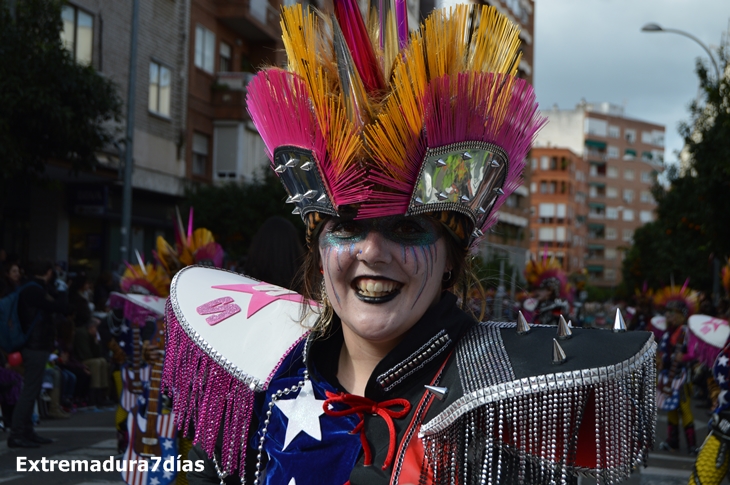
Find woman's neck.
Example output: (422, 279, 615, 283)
(337, 329, 401, 397)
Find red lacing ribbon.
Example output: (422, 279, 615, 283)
(324, 391, 411, 470)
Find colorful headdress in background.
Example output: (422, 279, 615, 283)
(246, 0, 545, 247)
(525, 254, 570, 300)
(155, 207, 224, 275)
(653, 279, 699, 317)
(120, 251, 171, 297)
(722, 260, 730, 297)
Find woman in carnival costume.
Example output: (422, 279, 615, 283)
(654, 282, 700, 455)
(161, 2, 656, 484)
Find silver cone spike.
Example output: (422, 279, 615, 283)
(613, 309, 627, 332)
(437, 192, 449, 201)
(292, 207, 301, 215)
(285, 157, 299, 168)
(490, 160, 500, 168)
(471, 228, 484, 238)
(285, 195, 294, 204)
(290, 194, 304, 203)
(557, 315, 572, 339)
(552, 339, 567, 364)
(424, 385, 449, 401)
(274, 164, 287, 174)
(303, 189, 318, 199)
(316, 193, 327, 203)
(414, 197, 424, 205)
(516, 311, 530, 335)
(462, 151, 473, 160)
(300, 161, 314, 171)
(567, 319, 574, 328)
(477, 206, 487, 214)
(434, 158, 447, 167)
(495, 187, 505, 195)
(460, 195, 471, 204)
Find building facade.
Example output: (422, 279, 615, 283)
(535, 102, 664, 287)
(528, 147, 588, 273)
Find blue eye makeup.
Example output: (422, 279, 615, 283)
(320, 216, 441, 248)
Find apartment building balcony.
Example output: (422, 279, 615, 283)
(212, 72, 255, 120)
(215, 0, 280, 42)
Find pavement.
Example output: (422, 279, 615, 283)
(0, 399, 714, 484)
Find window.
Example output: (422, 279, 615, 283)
(604, 269, 616, 281)
(556, 204, 567, 218)
(606, 187, 618, 198)
(605, 248, 617, 260)
(556, 227, 566, 242)
(624, 169, 635, 180)
(538, 227, 554, 242)
(640, 210, 653, 223)
(641, 131, 653, 144)
(193, 133, 210, 176)
(622, 209, 634, 221)
(623, 229, 634, 242)
(607, 146, 619, 159)
(623, 189, 634, 203)
(625, 129, 636, 143)
(549, 157, 558, 170)
(641, 171, 653, 183)
(149, 62, 171, 117)
(652, 131, 665, 146)
(539, 203, 556, 217)
(640, 191, 654, 203)
(531, 158, 538, 170)
(540, 181, 547, 194)
(608, 125, 620, 138)
(540, 156, 549, 170)
(576, 170, 585, 182)
(607, 167, 618, 178)
(606, 227, 617, 240)
(589, 186, 598, 198)
(195, 25, 216, 73)
(220, 42, 232, 72)
(61, 5, 93, 64)
(584, 118, 608, 137)
(530, 182, 537, 194)
(606, 207, 618, 220)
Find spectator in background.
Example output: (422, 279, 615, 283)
(69, 273, 94, 328)
(0, 261, 23, 298)
(73, 319, 110, 407)
(94, 271, 115, 312)
(244, 216, 305, 291)
(8, 261, 70, 448)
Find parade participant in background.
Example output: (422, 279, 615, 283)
(524, 255, 571, 326)
(655, 281, 700, 454)
(161, 3, 656, 484)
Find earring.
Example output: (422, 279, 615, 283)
(442, 271, 452, 283)
(320, 267, 324, 275)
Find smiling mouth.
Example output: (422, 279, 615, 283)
(353, 277, 402, 303)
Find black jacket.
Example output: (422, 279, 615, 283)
(17, 277, 70, 352)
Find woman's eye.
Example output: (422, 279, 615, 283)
(331, 221, 362, 237)
(393, 221, 425, 235)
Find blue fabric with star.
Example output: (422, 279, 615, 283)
(257, 341, 362, 485)
(713, 344, 730, 414)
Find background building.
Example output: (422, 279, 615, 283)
(535, 101, 664, 287)
(528, 147, 587, 273)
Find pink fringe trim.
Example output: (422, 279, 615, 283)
(162, 300, 254, 473)
(686, 330, 723, 369)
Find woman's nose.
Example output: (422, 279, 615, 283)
(356, 230, 392, 266)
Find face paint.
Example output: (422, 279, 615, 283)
(318, 215, 451, 348)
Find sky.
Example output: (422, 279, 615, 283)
(533, 0, 729, 166)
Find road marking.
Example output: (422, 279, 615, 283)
(0, 477, 22, 484)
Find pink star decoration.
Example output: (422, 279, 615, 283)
(212, 283, 306, 318)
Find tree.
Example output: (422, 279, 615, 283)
(0, 0, 122, 185)
(623, 46, 730, 294)
(184, 170, 305, 263)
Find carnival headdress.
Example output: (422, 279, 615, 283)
(653, 279, 699, 317)
(155, 207, 224, 275)
(246, 0, 545, 247)
(120, 251, 171, 297)
(722, 260, 730, 297)
(525, 254, 570, 300)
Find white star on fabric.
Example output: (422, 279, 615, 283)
(720, 390, 728, 406)
(719, 374, 727, 385)
(119, 341, 126, 348)
(150, 478, 160, 485)
(163, 470, 172, 479)
(162, 438, 173, 450)
(719, 355, 729, 367)
(275, 380, 326, 450)
(121, 323, 129, 333)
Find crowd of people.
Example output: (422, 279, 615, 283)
(0, 251, 120, 448)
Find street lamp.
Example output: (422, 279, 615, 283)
(641, 23, 721, 81)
